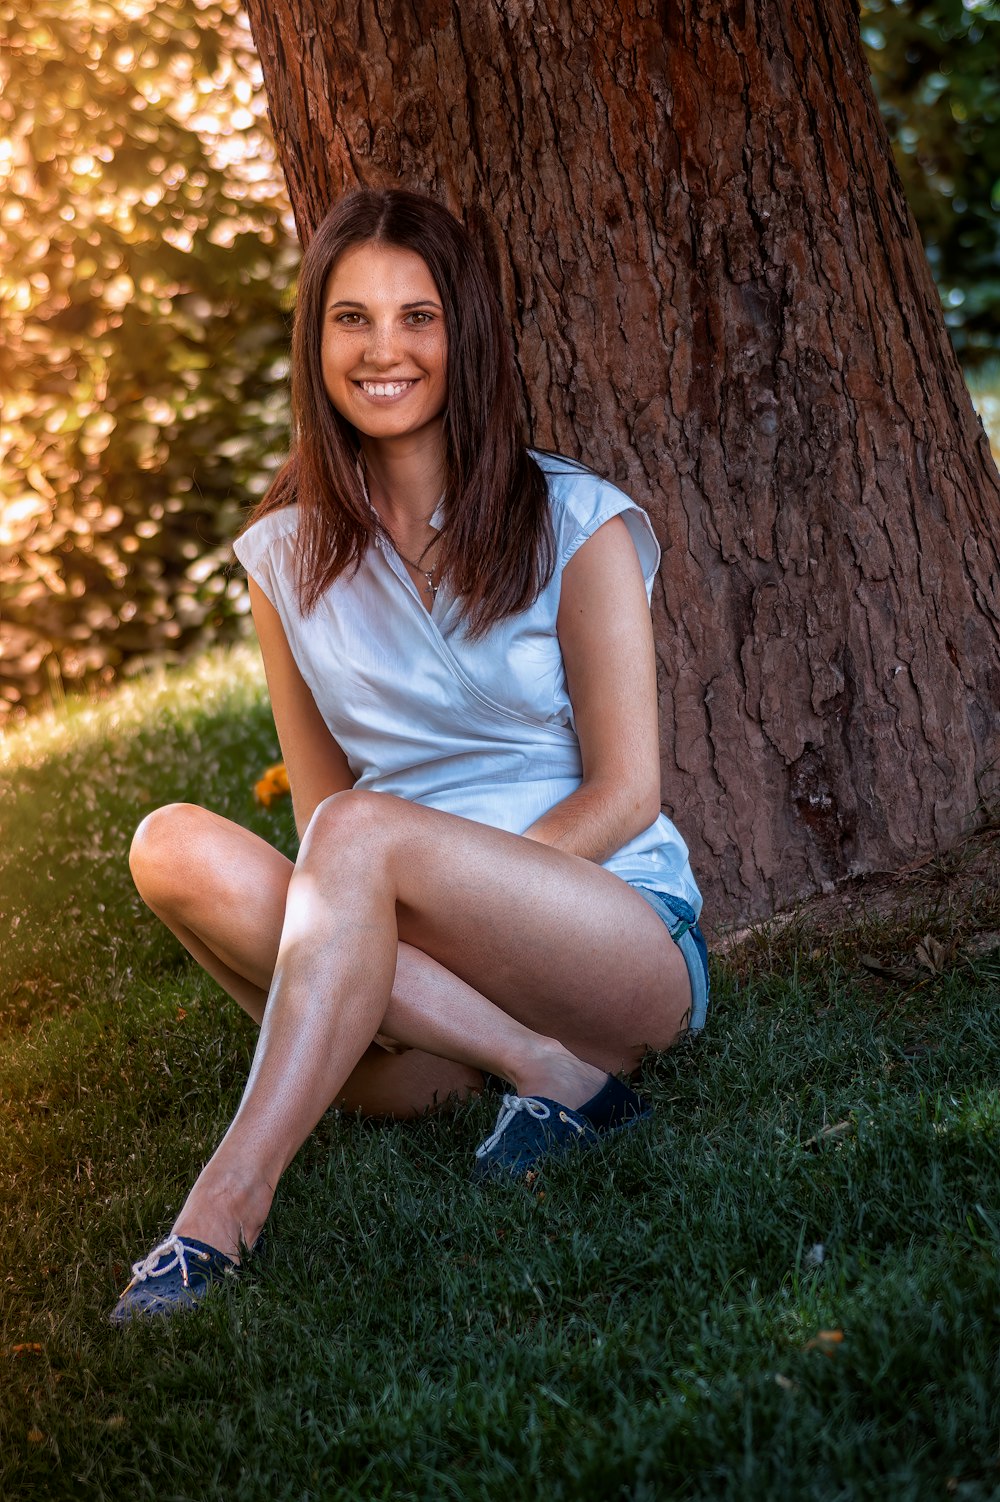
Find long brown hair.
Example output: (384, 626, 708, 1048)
(245, 189, 554, 638)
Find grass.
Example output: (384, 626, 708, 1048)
(1, 645, 999, 1501)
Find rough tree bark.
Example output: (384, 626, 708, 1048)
(241, 0, 1000, 928)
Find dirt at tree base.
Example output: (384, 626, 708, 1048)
(714, 822, 1000, 985)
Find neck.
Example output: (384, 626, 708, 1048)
(358, 427, 446, 533)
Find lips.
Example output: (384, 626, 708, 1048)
(355, 379, 418, 398)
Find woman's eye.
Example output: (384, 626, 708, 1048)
(336, 313, 364, 325)
(407, 311, 432, 325)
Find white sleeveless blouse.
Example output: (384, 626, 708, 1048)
(233, 452, 702, 915)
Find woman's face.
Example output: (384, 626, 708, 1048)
(321, 241, 448, 444)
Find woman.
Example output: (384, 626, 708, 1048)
(111, 188, 708, 1324)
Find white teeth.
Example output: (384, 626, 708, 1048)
(361, 380, 413, 397)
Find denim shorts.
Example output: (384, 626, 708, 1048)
(627, 884, 710, 1034)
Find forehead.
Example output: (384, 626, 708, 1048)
(324, 242, 441, 305)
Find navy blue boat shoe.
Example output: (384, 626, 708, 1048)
(573, 1073, 653, 1134)
(109, 1234, 235, 1325)
(473, 1074, 652, 1183)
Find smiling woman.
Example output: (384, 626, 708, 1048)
(251, 189, 557, 638)
(111, 188, 710, 1326)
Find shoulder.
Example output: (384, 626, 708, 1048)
(528, 450, 660, 597)
(232, 503, 300, 570)
(231, 504, 301, 612)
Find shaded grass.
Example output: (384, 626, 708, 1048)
(1, 646, 999, 1501)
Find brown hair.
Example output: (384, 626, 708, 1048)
(245, 188, 554, 638)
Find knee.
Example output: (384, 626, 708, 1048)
(300, 789, 401, 862)
(129, 802, 209, 907)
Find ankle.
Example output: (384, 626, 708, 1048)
(172, 1168, 273, 1261)
(510, 1039, 606, 1106)
(504, 1035, 568, 1088)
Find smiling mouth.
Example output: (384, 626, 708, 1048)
(355, 379, 418, 398)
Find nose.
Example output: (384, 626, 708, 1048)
(364, 318, 404, 369)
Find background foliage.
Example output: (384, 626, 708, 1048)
(1, 0, 998, 720)
(0, 0, 295, 719)
(862, 0, 1000, 361)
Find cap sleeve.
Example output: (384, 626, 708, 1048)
(231, 506, 300, 612)
(542, 461, 661, 604)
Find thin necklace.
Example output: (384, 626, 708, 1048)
(390, 535, 441, 602)
(357, 458, 443, 602)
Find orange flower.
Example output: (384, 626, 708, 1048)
(254, 762, 290, 807)
(805, 1329, 844, 1355)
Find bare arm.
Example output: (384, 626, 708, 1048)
(521, 514, 662, 863)
(249, 577, 355, 839)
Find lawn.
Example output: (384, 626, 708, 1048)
(1, 644, 999, 1502)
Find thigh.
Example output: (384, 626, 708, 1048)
(311, 794, 693, 1068)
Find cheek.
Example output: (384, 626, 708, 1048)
(320, 352, 351, 414)
(320, 345, 347, 397)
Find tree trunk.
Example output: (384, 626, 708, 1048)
(242, 0, 1000, 928)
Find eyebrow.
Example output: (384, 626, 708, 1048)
(327, 299, 443, 311)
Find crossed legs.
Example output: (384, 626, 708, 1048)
(129, 790, 691, 1259)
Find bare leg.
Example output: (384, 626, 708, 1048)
(130, 804, 609, 1121)
(141, 792, 690, 1258)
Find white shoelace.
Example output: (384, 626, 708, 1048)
(475, 1093, 552, 1158)
(128, 1234, 205, 1288)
